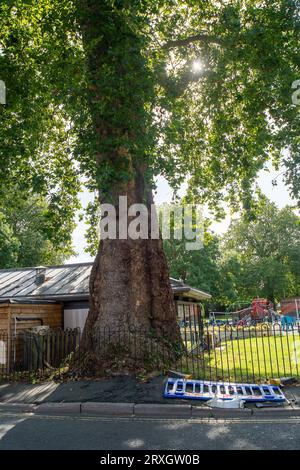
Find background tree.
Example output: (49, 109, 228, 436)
(0, 1, 300, 372)
(0, 214, 19, 269)
(164, 230, 222, 300)
(165, 198, 300, 309)
(222, 198, 300, 304)
(0, 188, 76, 268)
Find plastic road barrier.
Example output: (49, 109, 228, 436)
(164, 378, 287, 403)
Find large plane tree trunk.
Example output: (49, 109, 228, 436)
(76, 1, 181, 374)
(82, 181, 181, 374)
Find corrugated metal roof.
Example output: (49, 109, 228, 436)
(0, 263, 211, 302)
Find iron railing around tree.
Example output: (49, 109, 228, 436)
(0, 319, 299, 383)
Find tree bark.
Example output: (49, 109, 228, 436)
(79, 171, 181, 374)
(76, 1, 181, 373)
(85, 185, 179, 336)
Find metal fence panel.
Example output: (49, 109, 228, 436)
(0, 321, 299, 383)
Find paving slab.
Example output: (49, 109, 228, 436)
(0, 402, 36, 414)
(35, 402, 81, 415)
(81, 402, 134, 416)
(134, 403, 192, 418)
(0, 382, 60, 404)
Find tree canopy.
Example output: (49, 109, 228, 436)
(0, 0, 299, 233)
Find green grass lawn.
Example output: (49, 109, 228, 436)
(181, 333, 300, 383)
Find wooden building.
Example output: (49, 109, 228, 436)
(0, 300, 62, 370)
(0, 301, 62, 336)
(0, 263, 211, 332)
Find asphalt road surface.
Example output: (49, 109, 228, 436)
(0, 412, 300, 450)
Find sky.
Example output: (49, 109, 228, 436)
(67, 163, 294, 264)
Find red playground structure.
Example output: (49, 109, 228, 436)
(233, 299, 275, 326)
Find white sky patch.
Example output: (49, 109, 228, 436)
(0, 80, 6, 105)
(192, 60, 204, 73)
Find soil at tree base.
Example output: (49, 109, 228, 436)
(0, 375, 182, 405)
(49, 375, 174, 404)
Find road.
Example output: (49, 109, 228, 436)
(0, 412, 300, 450)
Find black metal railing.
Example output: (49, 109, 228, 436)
(0, 320, 300, 383)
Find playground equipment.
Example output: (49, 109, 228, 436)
(208, 313, 228, 326)
(209, 299, 273, 326)
(281, 315, 297, 330)
(233, 299, 277, 326)
(209, 300, 251, 325)
(233, 298, 299, 328)
(209, 297, 300, 328)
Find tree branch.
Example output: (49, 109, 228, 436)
(157, 68, 212, 99)
(163, 33, 226, 49)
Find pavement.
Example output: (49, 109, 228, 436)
(0, 376, 167, 404)
(1, 412, 300, 450)
(1, 376, 299, 406)
(0, 378, 299, 421)
(0, 378, 300, 450)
